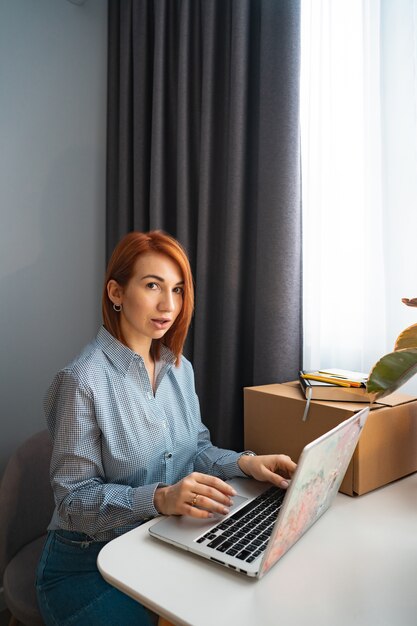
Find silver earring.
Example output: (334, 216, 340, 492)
(113, 303, 122, 312)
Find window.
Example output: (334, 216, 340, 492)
(300, 0, 417, 394)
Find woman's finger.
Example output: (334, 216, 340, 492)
(188, 483, 234, 507)
(188, 492, 231, 515)
(190, 472, 237, 497)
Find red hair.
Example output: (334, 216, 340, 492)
(102, 231, 194, 364)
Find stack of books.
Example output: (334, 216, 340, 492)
(299, 369, 371, 403)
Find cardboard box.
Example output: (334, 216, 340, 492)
(244, 382, 417, 496)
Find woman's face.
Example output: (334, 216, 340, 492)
(108, 252, 184, 354)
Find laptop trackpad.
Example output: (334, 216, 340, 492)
(225, 494, 248, 511)
(201, 494, 248, 518)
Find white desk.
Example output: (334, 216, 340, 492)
(98, 474, 417, 626)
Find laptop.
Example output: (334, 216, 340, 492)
(149, 407, 369, 579)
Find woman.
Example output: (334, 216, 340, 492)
(36, 230, 296, 626)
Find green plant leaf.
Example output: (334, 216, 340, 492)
(394, 323, 417, 350)
(367, 347, 417, 399)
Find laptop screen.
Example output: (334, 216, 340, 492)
(260, 408, 368, 577)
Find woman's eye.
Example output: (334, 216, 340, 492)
(173, 286, 184, 295)
(146, 282, 159, 290)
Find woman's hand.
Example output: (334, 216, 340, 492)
(153, 472, 237, 519)
(237, 454, 297, 489)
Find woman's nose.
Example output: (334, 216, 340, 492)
(158, 291, 174, 311)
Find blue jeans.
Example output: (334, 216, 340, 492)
(36, 530, 155, 626)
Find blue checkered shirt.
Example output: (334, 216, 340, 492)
(45, 326, 247, 541)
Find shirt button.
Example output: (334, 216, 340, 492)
(165, 452, 173, 459)
(147, 392, 153, 399)
(162, 420, 167, 428)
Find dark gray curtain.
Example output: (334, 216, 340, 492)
(107, 0, 302, 450)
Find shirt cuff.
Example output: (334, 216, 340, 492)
(132, 482, 165, 519)
(217, 451, 249, 480)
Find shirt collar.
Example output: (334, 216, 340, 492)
(96, 326, 176, 375)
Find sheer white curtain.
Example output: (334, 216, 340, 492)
(300, 0, 417, 393)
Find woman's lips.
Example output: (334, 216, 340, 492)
(151, 318, 171, 330)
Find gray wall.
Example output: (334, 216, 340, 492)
(0, 0, 108, 476)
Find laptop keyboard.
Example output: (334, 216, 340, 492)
(195, 486, 285, 563)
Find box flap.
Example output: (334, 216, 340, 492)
(373, 390, 417, 406)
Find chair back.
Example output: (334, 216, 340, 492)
(0, 430, 54, 579)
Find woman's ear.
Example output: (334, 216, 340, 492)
(107, 280, 123, 306)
